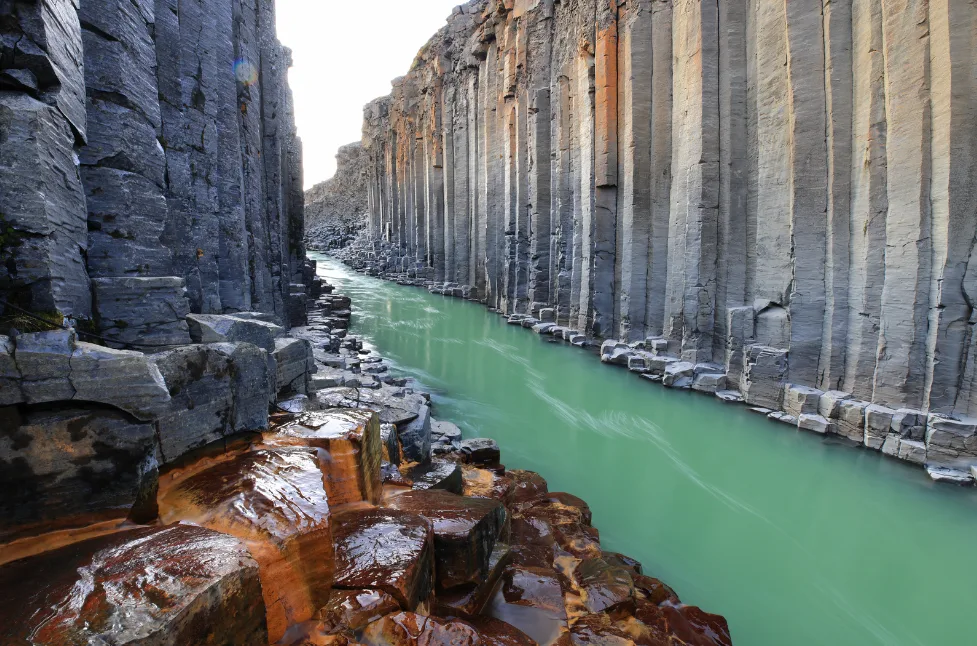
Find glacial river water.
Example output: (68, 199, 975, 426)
(313, 254, 977, 646)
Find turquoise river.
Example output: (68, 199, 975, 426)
(313, 254, 977, 646)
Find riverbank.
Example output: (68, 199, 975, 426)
(329, 237, 977, 487)
(0, 257, 731, 645)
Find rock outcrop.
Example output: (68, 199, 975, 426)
(305, 142, 371, 250)
(355, 0, 977, 420)
(0, 0, 306, 342)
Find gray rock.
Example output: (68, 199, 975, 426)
(91, 277, 192, 349)
(741, 346, 788, 409)
(0, 336, 21, 405)
(381, 423, 401, 465)
(798, 414, 831, 435)
(926, 466, 975, 486)
(818, 391, 853, 419)
(891, 408, 927, 441)
(716, 390, 744, 403)
(768, 411, 798, 426)
(187, 314, 285, 352)
(211, 342, 273, 432)
(836, 400, 870, 443)
(398, 403, 432, 463)
(663, 362, 695, 389)
(0, 407, 158, 542)
(784, 385, 824, 418)
(432, 420, 462, 443)
(864, 405, 897, 450)
(274, 337, 315, 395)
(925, 417, 977, 470)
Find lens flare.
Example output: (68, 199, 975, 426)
(233, 58, 258, 86)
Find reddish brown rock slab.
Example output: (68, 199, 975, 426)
(634, 603, 733, 646)
(316, 589, 402, 634)
(506, 470, 549, 506)
(265, 408, 383, 505)
(601, 552, 643, 576)
(158, 447, 334, 642)
(633, 575, 680, 606)
(515, 493, 593, 526)
(386, 489, 506, 590)
(435, 543, 512, 616)
(399, 458, 464, 494)
(570, 558, 636, 615)
(511, 497, 601, 563)
(361, 612, 535, 646)
(332, 507, 436, 610)
(0, 525, 267, 645)
(487, 566, 569, 646)
(463, 465, 515, 502)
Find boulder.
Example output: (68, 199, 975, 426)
(797, 414, 832, 435)
(265, 409, 383, 506)
(211, 342, 274, 432)
(400, 459, 464, 494)
(0, 407, 157, 543)
(926, 466, 975, 485)
(437, 543, 512, 616)
(891, 409, 928, 441)
(488, 565, 569, 645)
(836, 400, 870, 443)
(361, 612, 531, 646)
(571, 557, 636, 614)
(158, 448, 334, 641)
(460, 437, 502, 466)
(386, 489, 506, 590)
(0, 336, 21, 405)
(462, 465, 515, 502)
(510, 493, 600, 564)
(600, 340, 633, 366)
(316, 589, 401, 635)
(332, 508, 435, 610)
(925, 418, 977, 469)
(0, 525, 267, 645)
(506, 470, 549, 505)
(663, 361, 696, 388)
(784, 385, 824, 418)
(741, 345, 788, 408)
(818, 391, 854, 419)
(187, 313, 286, 351)
(275, 337, 315, 395)
(864, 405, 897, 450)
(317, 385, 427, 426)
(399, 403, 432, 462)
(382, 423, 402, 464)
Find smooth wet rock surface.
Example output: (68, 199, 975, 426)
(0, 525, 267, 645)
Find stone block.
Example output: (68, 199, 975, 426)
(818, 391, 853, 419)
(0, 336, 22, 406)
(386, 489, 506, 590)
(891, 409, 927, 441)
(836, 400, 870, 442)
(401, 459, 464, 495)
(398, 403, 432, 462)
(460, 437, 501, 466)
(864, 405, 897, 450)
(663, 362, 695, 389)
(784, 385, 824, 418)
(926, 418, 977, 470)
(0, 407, 157, 543)
(187, 314, 286, 352)
(91, 277, 192, 348)
(741, 346, 788, 409)
(274, 337, 314, 395)
(0, 526, 267, 645)
(798, 414, 831, 435)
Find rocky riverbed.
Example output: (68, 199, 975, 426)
(328, 236, 977, 489)
(0, 259, 732, 646)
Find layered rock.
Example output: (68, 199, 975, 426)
(306, 142, 371, 250)
(349, 0, 977, 479)
(0, 0, 305, 340)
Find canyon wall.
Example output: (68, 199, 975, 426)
(361, 0, 977, 418)
(305, 142, 370, 250)
(0, 0, 306, 344)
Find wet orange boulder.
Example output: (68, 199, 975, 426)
(400, 458, 464, 494)
(265, 409, 383, 505)
(361, 612, 534, 646)
(0, 525, 267, 645)
(317, 589, 402, 633)
(158, 447, 334, 641)
(436, 543, 511, 616)
(511, 493, 601, 562)
(463, 464, 515, 502)
(634, 603, 733, 646)
(386, 489, 506, 590)
(570, 558, 636, 615)
(486, 565, 569, 645)
(332, 507, 436, 610)
(506, 470, 549, 505)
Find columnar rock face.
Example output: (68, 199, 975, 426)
(360, 0, 977, 418)
(306, 142, 371, 250)
(0, 0, 305, 343)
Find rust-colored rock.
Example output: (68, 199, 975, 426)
(400, 458, 464, 494)
(634, 603, 733, 646)
(436, 543, 511, 616)
(487, 565, 569, 645)
(317, 589, 402, 634)
(386, 489, 506, 590)
(0, 525, 267, 645)
(570, 558, 636, 615)
(633, 575, 680, 606)
(361, 612, 534, 646)
(332, 507, 436, 610)
(158, 447, 334, 642)
(511, 493, 601, 563)
(265, 408, 383, 505)
(463, 464, 515, 502)
(506, 470, 549, 506)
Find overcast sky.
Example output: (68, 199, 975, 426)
(276, 1, 463, 189)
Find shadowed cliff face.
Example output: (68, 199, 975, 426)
(357, 0, 977, 419)
(0, 0, 306, 341)
(305, 142, 371, 251)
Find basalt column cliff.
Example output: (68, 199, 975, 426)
(358, 0, 977, 423)
(1, 0, 306, 340)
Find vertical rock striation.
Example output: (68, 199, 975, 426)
(0, 0, 305, 343)
(358, 0, 977, 421)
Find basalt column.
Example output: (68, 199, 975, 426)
(360, 0, 977, 416)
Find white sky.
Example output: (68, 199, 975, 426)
(276, 1, 463, 189)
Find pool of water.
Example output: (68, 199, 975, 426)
(313, 254, 977, 646)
